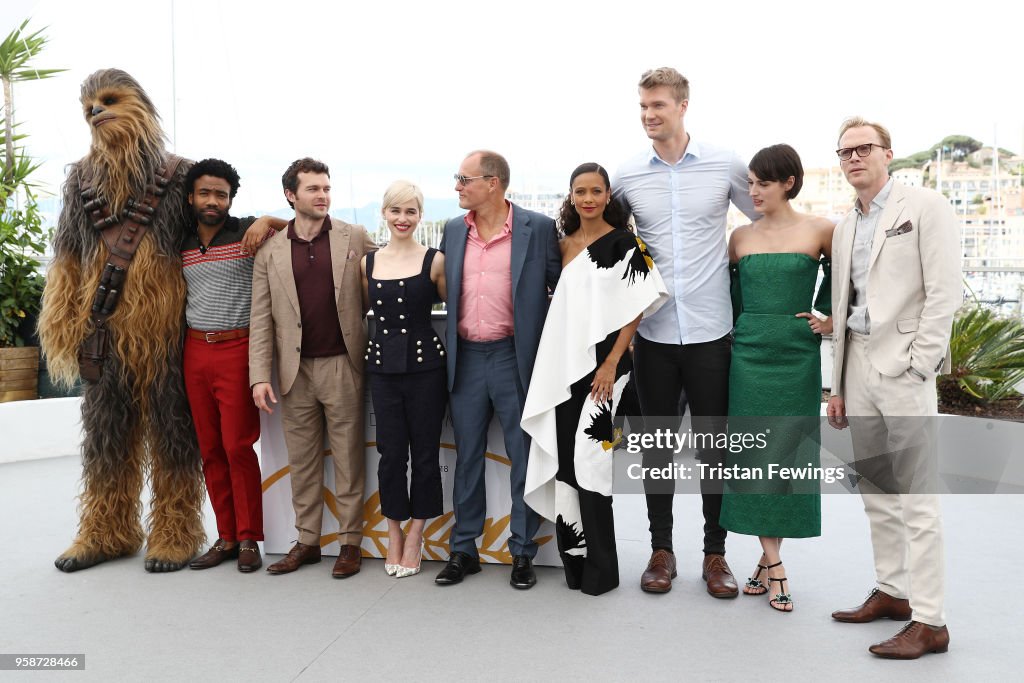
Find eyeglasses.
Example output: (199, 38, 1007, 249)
(454, 174, 494, 185)
(836, 143, 888, 161)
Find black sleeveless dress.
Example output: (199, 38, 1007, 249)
(364, 248, 447, 521)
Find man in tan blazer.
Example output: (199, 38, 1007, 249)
(826, 118, 960, 659)
(249, 157, 376, 579)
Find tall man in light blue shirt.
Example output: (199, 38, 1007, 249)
(613, 67, 759, 596)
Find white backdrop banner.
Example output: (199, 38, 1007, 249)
(259, 330, 560, 566)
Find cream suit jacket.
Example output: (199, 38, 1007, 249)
(831, 181, 961, 396)
(249, 218, 376, 395)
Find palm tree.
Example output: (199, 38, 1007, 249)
(1, 19, 64, 193)
(0, 19, 63, 348)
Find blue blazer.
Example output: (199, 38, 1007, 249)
(438, 203, 561, 392)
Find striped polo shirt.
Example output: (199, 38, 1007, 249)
(181, 216, 257, 331)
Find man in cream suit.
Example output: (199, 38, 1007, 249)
(250, 158, 376, 579)
(826, 118, 960, 659)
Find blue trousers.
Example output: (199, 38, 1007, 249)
(449, 337, 539, 558)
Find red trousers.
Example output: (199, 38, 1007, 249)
(184, 335, 263, 541)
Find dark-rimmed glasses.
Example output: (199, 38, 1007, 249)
(454, 174, 495, 185)
(836, 143, 888, 161)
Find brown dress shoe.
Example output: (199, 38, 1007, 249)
(832, 588, 912, 623)
(640, 549, 677, 593)
(332, 544, 362, 578)
(869, 621, 950, 659)
(702, 554, 739, 598)
(189, 539, 239, 570)
(266, 542, 321, 574)
(237, 540, 262, 573)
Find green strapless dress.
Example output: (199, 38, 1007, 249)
(719, 252, 830, 538)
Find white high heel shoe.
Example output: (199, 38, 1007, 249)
(386, 532, 405, 576)
(395, 540, 424, 578)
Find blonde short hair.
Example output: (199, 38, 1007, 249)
(381, 180, 424, 213)
(837, 116, 892, 149)
(638, 67, 689, 103)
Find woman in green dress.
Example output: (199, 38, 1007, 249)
(720, 144, 834, 612)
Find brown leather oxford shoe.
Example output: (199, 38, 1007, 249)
(832, 588, 913, 623)
(640, 549, 677, 593)
(237, 540, 262, 573)
(332, 544, 362, 579)
(869, 621, 950, 659)
(702, 554, 739, 598)
(266, 542, 321, 575)
(189, 539, 239, 570)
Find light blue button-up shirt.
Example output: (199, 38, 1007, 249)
(847, 177, 894, 335)
(613, 139, 758, 345)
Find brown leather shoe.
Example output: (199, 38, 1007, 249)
(266, 542, 321, 574)
(237, 540, 262, 573)
(702, 554, 739, 598)
(640, 549, 677, 593)
(832, 588, 912, 623)
(332, 544, 362, 578)
(189, 539, 239, 570)
(868, 621, 950, 659)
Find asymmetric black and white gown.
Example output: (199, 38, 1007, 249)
(523, 230, 667, 595)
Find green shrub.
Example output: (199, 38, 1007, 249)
(0, 19, 63, 347)
(939, 305, 1024, 405)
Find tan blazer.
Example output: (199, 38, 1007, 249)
(831, 181, 961, 395)
(249, 218, 377, 395)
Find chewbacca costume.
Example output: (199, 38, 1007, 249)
(39, 69, 205, 572)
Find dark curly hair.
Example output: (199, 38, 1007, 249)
(558, 162, 629, 235)
(186, 158, 241, 198)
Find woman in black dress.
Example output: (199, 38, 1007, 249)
(523, 163, 667, 595)
(360, 180, 447, 577)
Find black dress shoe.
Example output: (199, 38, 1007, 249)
(434, 551, 481, 585)
(510, 555, 536, 589)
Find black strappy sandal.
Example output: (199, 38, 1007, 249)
(743, 561, 769, 595)
(766, 561, 793, 612)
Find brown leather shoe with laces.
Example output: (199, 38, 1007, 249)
(869, 621, 950, 659)
(832, 588, 912, 623)
(266, 542, 321, 575)
(702, 554, 739, 598)
(332, 544, 362, 578)
(640, 549, 677, 593)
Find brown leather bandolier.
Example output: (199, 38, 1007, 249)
(77, 154, 185, 383)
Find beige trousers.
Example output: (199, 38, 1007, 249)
(843, 332, 945, 627)
(281, 355, 365, 547)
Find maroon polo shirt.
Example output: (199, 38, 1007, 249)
(288, 217, 346, 357)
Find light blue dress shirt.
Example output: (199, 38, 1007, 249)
(847, 178, 894, 335)
(613, 138, 758, 345)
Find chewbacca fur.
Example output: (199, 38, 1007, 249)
(41, 69, 205, 571)
(78, 69, 166, 217)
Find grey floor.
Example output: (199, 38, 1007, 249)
(0, 454, 1018, 682)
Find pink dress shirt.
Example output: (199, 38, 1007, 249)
(457, 203, 515, 341)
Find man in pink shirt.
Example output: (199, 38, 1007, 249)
(435, 150, 561, 588)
